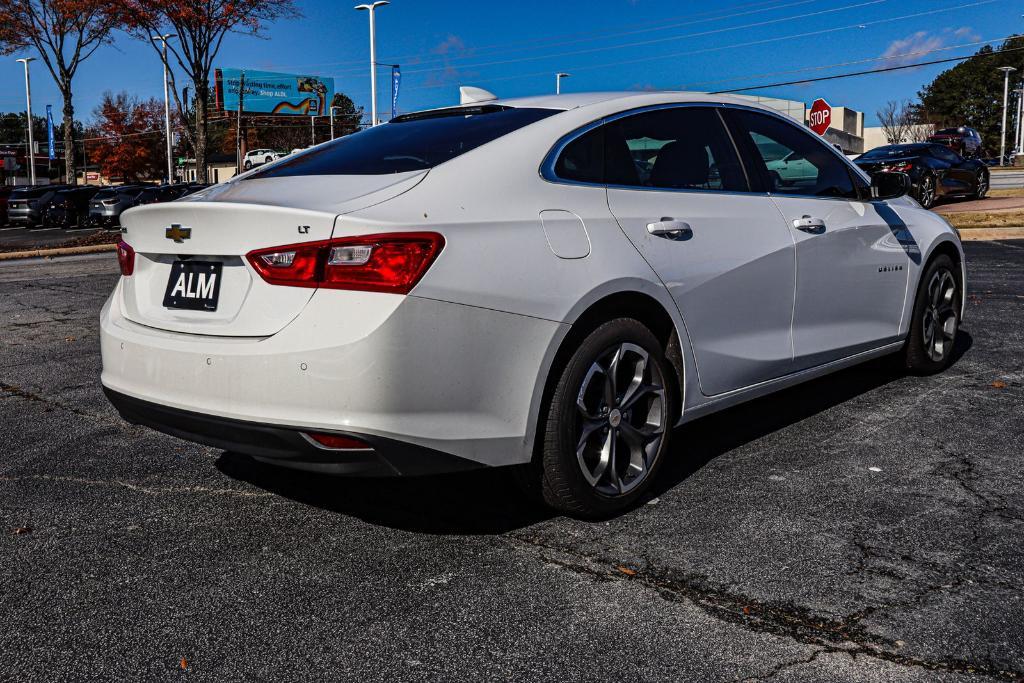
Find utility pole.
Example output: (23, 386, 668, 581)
(998, 66, 1017, 166)
(556, 72, 570, 94)
(153, 34, 177, 184)
(1016, 83, 1024, 161)
(236, 71, 246, 175)
(16, 57, 36, 185)
(355, 2, 389, 126)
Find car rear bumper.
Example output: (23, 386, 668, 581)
(100, 280, 564, 471)
(104, 387, 483, 476)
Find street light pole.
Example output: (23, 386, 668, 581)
(556, 72, 570, 94)
(998, 66, 1017, 166)
(16, 57, 36, 185)
(1016, 84, 1024, 160)
(153, 34, 177, 184)
(355, 1, 389, 126)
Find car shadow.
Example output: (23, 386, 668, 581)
(217, 331, 973, 534)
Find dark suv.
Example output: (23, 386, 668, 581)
(42, 186, 104, 229)
(7, 185, 72, 228)
(87, 185, 149, 229)
(927, 127, 982, 158)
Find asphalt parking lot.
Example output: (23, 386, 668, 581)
(1, 242, 1023, 681)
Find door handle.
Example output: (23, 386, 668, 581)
(647, 218, 692, 240)
(792, 216, 826, 233)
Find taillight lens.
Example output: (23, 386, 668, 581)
(116, 240, 135, 276)
(246, 232, 444, 294)
(884, 162, 913, 173)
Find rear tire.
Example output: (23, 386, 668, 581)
(244, 160, 252, 170)
(903, 254, 961, 374)
(537, 319, 675, 518)
(971, 171, 989, 200)
(916, 173, 937, 209)
(265, 156, 273, 165)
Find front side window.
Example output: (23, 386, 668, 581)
(729, 109, 857, 199)
(552, 106, 747, 192)
(250, 105, 558, 178)
(929, 145, 962, 164)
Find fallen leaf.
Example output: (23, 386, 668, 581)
(64, 336, 76, 342)
(12, 527, 31, 535)
(616, 566, 637, 577)
(991, 380, 1007, 389)
(742, 606, 751, 615)
(180, 657, 187, 670)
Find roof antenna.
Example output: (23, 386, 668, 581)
(459, 86, 497, 105)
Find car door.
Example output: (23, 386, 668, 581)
(724, 108, 910, 370)
(595, 105, 797, 396)
(929, 145, 975, 194)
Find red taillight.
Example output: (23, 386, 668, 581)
(246, 232, 444, 295)
(116, 240, 135, 276)
(304, 432, 372, 450)
(884, 162, 913, 173)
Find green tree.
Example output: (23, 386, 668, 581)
(918, 35, 1024, 156)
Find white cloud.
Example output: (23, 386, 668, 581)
(881, 31, 946, 67)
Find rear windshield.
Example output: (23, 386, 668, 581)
(249, 105, 558, 178)
(12, 186, 59, 198)
(858, 145, 928, 160)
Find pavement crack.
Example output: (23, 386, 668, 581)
(508, 534, 1024, 681)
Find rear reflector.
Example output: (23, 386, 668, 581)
(116, 241, 135, 276)
(304, 432, 373, 450)
(246, 232, 444, 294)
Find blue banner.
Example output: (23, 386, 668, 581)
(392, 66, 401, 120)
(46, 105, 55, 160)
(217, 68, 334, 116)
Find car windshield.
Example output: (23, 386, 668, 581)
(858, 145, 928, 160)
(12, 186, 59, 199)
(248, 105, 559, 178)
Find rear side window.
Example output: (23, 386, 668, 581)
(250, 105, 558, 178)
(553, 106, 748, 192)
(728, 109, 857, 200)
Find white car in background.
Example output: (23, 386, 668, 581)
(101, 91, 965, 517)
(242, 149, 282, 170)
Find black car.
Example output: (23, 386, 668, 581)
(42, 186, 104, 229)
(854, 143, 988, 209)
(927, 126, 983, 158)
(6, 185, 72, 228)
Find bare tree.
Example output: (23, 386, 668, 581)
(121, 0, 299, 183)
(0, 0, 122, 184)
(877, 100, 916, 145)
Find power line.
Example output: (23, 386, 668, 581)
(714, 43, 1024, 93)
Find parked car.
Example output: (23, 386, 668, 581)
(135, 185, 188, 206)
(103, 92, 965, 517)
(854, 143, 989, 209)
(242, 149, 282, 170)
(927, 126, 982, 158)
(87, 185, 149, 229)
(7, 185, 71, 228)
(0, 185, 18, 226)
(42, 186, 104, 229)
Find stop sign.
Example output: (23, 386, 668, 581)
(808, 98, 832, 136)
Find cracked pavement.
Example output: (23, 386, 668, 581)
(1, 244, 1023, 682)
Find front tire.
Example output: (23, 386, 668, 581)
(916, 173, 937, 209)
(903, 254, 961, 374)
(244, 160, 252, 170)
(971, 170, 989, 200)
(538, 319, 675, 518)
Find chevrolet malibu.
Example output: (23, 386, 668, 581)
(101, 92, 965, 517)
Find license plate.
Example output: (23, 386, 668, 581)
(163, 260, 223, 311)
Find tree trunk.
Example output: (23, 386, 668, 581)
(194, 80, 209, 184)
(61, 86, 76, 186)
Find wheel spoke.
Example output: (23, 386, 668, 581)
(576, 363, 605, 420)
(576, 419, 607, 454)
(619, 349, 649, 408)
(941, 314, 957, 341)
(621, 383, 663, 411)
(606, 430, 621, 495)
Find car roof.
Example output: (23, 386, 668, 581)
(417, 90, 781, 116)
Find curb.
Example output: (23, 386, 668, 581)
(956, 227, 1024, 241)
(0, 243, 118, 261)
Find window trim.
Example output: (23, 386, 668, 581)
(540, 101, 876, 203)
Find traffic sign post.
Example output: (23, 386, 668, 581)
(808, 98, 832, 136)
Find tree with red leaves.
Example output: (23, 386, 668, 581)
(89, 92, 165, 182)
(119, 0, 299, 183)
(0, 0, 122, 185)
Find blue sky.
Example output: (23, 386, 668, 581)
(1, 0, 1022, 127)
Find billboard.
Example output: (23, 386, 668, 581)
(215, 68, 334, 116)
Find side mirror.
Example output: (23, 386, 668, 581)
(870, 171, 910, 200)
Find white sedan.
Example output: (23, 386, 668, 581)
(102, 92, 964, 517)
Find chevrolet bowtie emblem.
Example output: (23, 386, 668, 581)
(165, 224, 192, 243)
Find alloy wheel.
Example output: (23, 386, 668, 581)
(976, 174, 988, 199)
(919, 176, 935, 208)
(574, 343, 667, 497)
(921, 269, 958, 362)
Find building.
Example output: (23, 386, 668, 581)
(180, 153, 239, 184)
(862, 124, 936, 152)
(731, 94, 866, 154)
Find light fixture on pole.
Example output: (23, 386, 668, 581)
(556, 72, 570, 94)
(998, 66, 1017, 166)
(152, 34, 177, 184)
(16, 57, 36, 185)
(355, 1, 389, 126)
